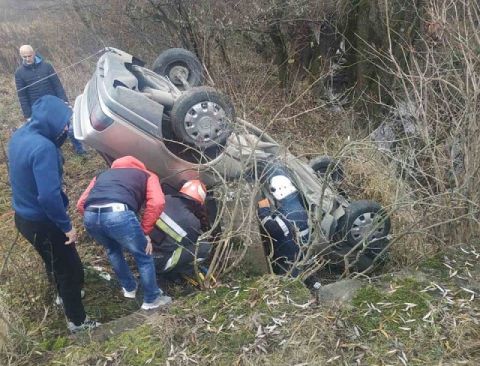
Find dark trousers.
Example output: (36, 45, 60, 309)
(43, 243, 85, 291)
(15, 213, 86, 325)
(154, 240, 211, 276)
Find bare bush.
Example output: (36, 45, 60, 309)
(364, 0, 480, 249)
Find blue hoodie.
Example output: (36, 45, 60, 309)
(8, 95, 73, 232)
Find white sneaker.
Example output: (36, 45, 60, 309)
(122, 286, 137, 299)
(55, 289, 85, 306)
(67, 316, 101, 333)
(141, 295, 172, 310)
(55, 294, 63, 306)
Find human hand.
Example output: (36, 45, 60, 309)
(145, 235, 153, 255)
(258, 198, 270, 208)
(65, 227, 77, 245)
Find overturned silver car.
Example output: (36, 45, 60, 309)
(73, 47, 391, 273)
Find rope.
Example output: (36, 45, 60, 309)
(16, 48, 107, 94)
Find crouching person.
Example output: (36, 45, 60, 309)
(77, 156, 171, 310)
(150, 180, 212, 280)
(257, 165, 310, 276)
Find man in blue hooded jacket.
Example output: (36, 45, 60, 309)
(8, 95, 99, 333)
(14, 44, 86, 155)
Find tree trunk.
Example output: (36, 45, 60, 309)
(268, 22, 289, 89)
(344, 0, 424, 123)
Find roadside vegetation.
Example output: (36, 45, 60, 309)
(0, 1, 479, 365)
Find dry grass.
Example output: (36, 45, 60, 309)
(337, 142, 439, 266)
(12, 262, 479, 365)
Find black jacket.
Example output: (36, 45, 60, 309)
(151, 195, 203, 248)
(14, 55, 68, 118)
(150, 194, 211, 273)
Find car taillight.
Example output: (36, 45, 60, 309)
(90, 104, 113, 131)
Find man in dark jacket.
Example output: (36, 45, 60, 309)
(77, 156, 171, 310)
(150, 180, 212, 278)
(14, 44, 85, 154)
(8, 95, 98, 333)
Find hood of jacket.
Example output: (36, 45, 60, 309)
(28, 95, 72, 141)
(111, 156, 147, 170)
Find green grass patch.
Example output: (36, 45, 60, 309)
(82, 266, 139, 323)
(349, 277, 432, 334)
(47, 324, 167, 366)
(169, 274, 311, 362)
(421, 254, 449, 279)
(0, 264, 140, 364)
(179, 275, 310, 325)
(46, 275, 311, 365)
(38, 336, 70, 352)
(421, 255, 444, 271)
(345, 277, 445, 365)
(102, 325, 167, 365)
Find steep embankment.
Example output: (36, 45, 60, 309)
(31, 263, 480, 365)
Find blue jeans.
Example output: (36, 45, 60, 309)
(84, 210, 161, 302)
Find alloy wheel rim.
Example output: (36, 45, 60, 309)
(184, 101, 228, 142)
(351, 212, 387, 241)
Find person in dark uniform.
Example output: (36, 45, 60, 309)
(149, 180, 212, 280)
(257, 164, 310, 276)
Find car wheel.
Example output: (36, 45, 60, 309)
(152, 48, 204, 90)
(170, 87, 235, 149)
(334, 200, 391, 272)
(328, 244, 383, 273)
(309, 156, 344, 184)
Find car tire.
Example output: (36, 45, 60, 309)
(152, 48, 204, 90)
(170, 86, 235, 149)
(334, 200, 391, 272)
(309, 156, 344, 184)
(328, 244, 387, 274)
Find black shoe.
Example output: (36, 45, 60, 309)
(67, 316, 101, 333)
